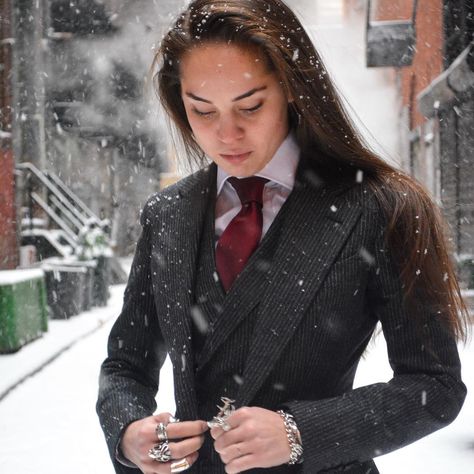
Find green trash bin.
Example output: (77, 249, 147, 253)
(0, 269, 48, 353)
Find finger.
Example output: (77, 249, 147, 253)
(166, 420, 209, 440)
(224, 453, 255, 474)
(217, 441, 248, 465)
(209, 415, 236, 440)
(168, 434, 206, 459)
(227, 406, 251, 424)
(169, 452, 199, 473)
(211, 406, 253, 438)
(153, 412, 174, 424)
(213, 426, 245, 452)
(144, 451, 199, 474)
(209, 425, 225, 440)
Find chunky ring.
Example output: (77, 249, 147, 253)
(170, 457, 191, 473)
(207, 397, 235, 430)
(216, 397, 236, 418)
(207, 416, 232, 431)
(155, 422, 168, 442)
(148, 441, 172, 462)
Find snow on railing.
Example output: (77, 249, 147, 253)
(16, 162, 90, 233)
(31, 191, 78, 244)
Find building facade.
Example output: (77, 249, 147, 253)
(369, 0, 474, 264)
(1, 0, 176, 259)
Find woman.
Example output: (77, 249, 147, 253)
(97, 1, 469, 473)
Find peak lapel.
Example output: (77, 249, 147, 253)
(195, 192, 287, 372)
(150, 165, 216, 419)
(236, 176, 363, 407)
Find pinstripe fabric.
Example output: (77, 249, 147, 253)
(191, 179, 302, 473)
(97, 161, 466, 474)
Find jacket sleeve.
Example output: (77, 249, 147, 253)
(96, 200, 168, 473)
(284, 208, 467, 473)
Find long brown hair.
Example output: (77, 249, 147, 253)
(152, 0, 469, 340)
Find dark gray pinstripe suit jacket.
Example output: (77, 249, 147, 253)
(97, 161, 466, 473)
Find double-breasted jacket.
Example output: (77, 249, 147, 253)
(97, 161, 466, 473)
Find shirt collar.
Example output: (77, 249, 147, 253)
(216, 132, 300, 195)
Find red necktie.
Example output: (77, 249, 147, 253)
(216, 176, 268, 292)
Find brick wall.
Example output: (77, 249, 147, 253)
(0, 148, 18, 269)
(373, 0, 444, 129)
(1, 0, 18, 269)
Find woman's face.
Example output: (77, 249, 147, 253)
(180, 43, 290, 177)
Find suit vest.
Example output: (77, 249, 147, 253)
(190, 192, 299, 473)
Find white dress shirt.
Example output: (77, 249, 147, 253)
(215, 133, 300, 240)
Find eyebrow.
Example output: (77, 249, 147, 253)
(185, 86, 267, 104)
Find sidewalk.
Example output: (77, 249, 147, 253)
(0, 283, 174, 474)
(354, 329, 474, 473)
(0, 284, 125, 402)
(0, 284, 473, 473)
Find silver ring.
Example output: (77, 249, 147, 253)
(148, 441, 172, 462)
(217, 397, 236, 418)
(155, 422, 168, 442)
(170, 457, 191, 473)
(207, 416, 232, 431)
(207, 397, 235, 430)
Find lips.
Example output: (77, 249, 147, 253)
(219, 151, 252, 161)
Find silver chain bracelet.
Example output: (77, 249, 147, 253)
(277, 410, 304, 465)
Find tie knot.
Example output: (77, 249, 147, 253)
(228, 176, 268, 206)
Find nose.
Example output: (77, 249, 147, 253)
(216, 115, 244, 144)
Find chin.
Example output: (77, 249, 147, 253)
(230, 167, 258, 178)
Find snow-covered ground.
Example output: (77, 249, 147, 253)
(0, 283, 472, 473)
(354, 331, 474, 473)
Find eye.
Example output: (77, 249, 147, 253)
(241, 103, 262, 114)
(192, 108, 215, 117)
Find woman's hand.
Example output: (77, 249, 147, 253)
(210, 407, 291, 473)
(120, 412, 208, 473)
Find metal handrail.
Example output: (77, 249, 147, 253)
(16, 162, 91, 230)
(45, 170, 98, 222)
(31, 191, 78, 244)
(16, 160, 110, 231)
(49, 194, 84, 232)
